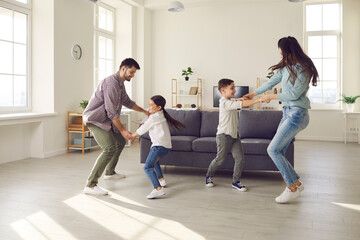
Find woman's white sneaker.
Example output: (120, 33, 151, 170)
(297, 181, 304, 192)
(275, 187, 300, 203)
(146, 188, 165, 199)
(83, 186, 108, 196)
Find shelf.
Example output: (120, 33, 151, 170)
(171, 78, 202, 109)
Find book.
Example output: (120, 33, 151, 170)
(189, 87, 198, 95)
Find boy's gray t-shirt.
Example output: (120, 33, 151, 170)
(217, 96, 243, 138)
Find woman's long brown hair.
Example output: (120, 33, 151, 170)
(151, 95, 185, 130)
(270, 36, 318, 86)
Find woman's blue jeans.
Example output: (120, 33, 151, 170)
(267, 106, 309, 186)
(144, 146, 170, 188)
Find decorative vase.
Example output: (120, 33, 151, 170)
(346, 104, 355, 112)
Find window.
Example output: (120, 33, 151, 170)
(95, 3, 115, 87)
(304, 1, 341, 108)
(0, 0, 31, 112)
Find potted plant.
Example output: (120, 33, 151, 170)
(79, 99, 89, 111)
(338, 94, 360, 112)
(182, 67, 193, 81)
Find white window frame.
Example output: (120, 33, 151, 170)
(0, 0, 31, 113)
(94, 2, 115, 89)
(304, 0, 342, 109)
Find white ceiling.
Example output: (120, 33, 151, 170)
(143, 0, 287, 10)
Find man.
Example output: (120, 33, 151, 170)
(83, 58, 149, 196)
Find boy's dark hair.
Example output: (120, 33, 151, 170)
(218, 78, 234, 91)
(119, 58, 140, 70)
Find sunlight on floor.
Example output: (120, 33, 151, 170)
(10, 211, 77, 240)
(332, 202, 360, 212)
(64, 193, 206, 240)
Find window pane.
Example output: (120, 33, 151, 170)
(0, 7, 13, 41)
(14, 43, 27, 75)
(323, 3, 339, 31)
(106, 38, 113, 59)
(308, 85, 322, 104)
(308, 36, 322, 58)
(306, 4, 322, 31)
(106, 60, 113, 76)
(0, 75, 13, 106)
(98, 58, 106, 82)
(323, 81, 337, 104)
(106, 10, 113, 32)
(15, 0, 28, 3)
(14, 75, 26, 106)
(14, 11, 27, 44)
(323, 35, 337, 58)
(98, 36, 106, 58)
(323, 59, 337, 80)
(98, 7, 106, 30)
(0, 41, 13, 74)
(312, 58, 322, 80)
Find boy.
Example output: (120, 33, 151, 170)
(205, 79, 261, 191)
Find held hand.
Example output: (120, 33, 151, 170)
(260, 95, 271, 103)
(121, 129, 132, 140)
(235, 97, 244, 101)
(243, 92, 255, 100)
(131, 136, 137, 144)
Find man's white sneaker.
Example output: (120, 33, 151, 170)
(297, 181, 304, 192)
(83, 186, 108, 196)
(275, 187, 300, 203)
(104, 173, 126, 180)
(146, 188, 165, 199)
(159, 179, 166, 187)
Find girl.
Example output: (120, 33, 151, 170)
(131, 95, 184, 199)
(244, 36, 318, 203)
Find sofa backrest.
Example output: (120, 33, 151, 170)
(200, 111, 219, 137)
(238, 110, 282, 139)
(165, 109, 201, 137)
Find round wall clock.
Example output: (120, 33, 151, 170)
(71, 44, 82, 60)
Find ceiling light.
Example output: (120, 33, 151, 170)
(168, 1, 184, 12)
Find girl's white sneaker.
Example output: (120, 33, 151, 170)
(275, 187, 300, 203)
(159, 179, 166, 187)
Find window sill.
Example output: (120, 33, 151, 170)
(0, 112, 57, 126)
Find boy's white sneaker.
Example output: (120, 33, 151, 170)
(104, 173, 126, 180)
(83, 186, 108, 196)
(146, 188, 165, 199)
(275, 187, 300, 203)
(159, 179, 166, 187)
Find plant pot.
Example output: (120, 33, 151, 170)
(346, 104, 355, 112)
(185, 76, 189, 81)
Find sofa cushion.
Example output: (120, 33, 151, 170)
(165, 109, 201, 137)
(171, 136, 198, 151)
(239, 110, 282, 139)
(241, 138, 272, 156)
(200, 111, 219, 137)
(192, 137, 217, 153)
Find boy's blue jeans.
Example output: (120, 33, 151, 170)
(267, 106, 309, 186)
(144, 146, 170, 188)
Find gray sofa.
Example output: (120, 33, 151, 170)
(140, 109, 294, 171)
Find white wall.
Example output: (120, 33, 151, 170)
(150, 0, 360, 142)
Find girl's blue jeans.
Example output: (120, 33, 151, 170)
(267, 106, 309, 186)
(144, 146, 170, 188)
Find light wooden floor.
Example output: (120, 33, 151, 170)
(0, 140, 360, 240)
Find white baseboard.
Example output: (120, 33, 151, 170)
(296, 136, 343, 142)
(42, 148, 67, 158)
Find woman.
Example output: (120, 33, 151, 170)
(244, 36, 318, 203)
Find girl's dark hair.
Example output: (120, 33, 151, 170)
(270, 36, 318, 87)
(151, 95, 185, 130)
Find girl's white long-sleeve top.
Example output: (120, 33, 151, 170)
(136, 110, 172, 149)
